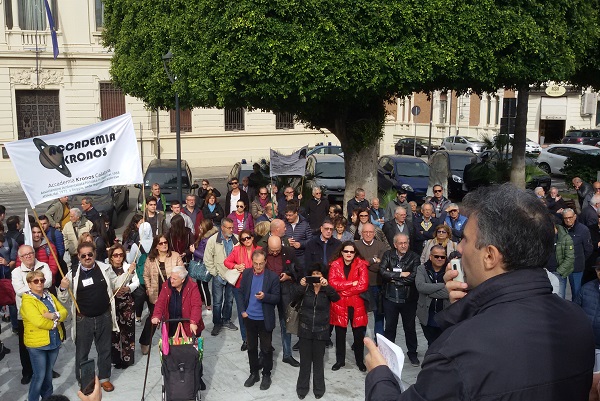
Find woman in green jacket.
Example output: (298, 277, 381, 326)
(21, 270, 68, 401)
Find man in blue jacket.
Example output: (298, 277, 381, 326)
(240, 249, 280, 391)
(563, 208, 593, 298)
(364, 184, 595, 401)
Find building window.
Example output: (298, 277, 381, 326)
(439, 99, 447, 124)
(17, 0, 59, 31)
(95, 0, 104, 30)
(170, 109, 192, 132)
(5, 0, 13, 29)
(224, 108, 245, 131)
(99, 82, 126, 120)
(275, 111, 294, 129)
(15, 90, 61, 139)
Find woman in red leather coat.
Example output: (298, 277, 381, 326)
(328, 241, 369, 372)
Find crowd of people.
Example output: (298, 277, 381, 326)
(1, 174, 600, 400)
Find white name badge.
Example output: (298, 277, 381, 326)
(82, 277, 94, 287)
(392, 267, 402, 273)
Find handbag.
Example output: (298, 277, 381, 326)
(285, 286, 307, 335)
(224, 268, 241, 286)
(188, 260, 212, 282)
(0, 266, 15, 306)
(360, 289, 376, 313)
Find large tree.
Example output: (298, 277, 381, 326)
(102, 0, 490, 207)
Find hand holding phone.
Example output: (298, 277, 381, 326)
(79, 359, 95, 396)
(305, 276, 320, 284)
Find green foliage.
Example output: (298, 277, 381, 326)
(379, 188, 399, 210)
(563, 154, 600, 186)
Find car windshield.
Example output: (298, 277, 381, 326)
(395, 162, 429, 177)
(78, 188, 110, 197)
(449, 156, 474, 171)
(315, 162, 345, 178)
(144, 172, 191, 188)
(585, 149, 600, 156)
(463, 137, 479, 142)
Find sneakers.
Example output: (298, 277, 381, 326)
(408, 355, 420, 367)
(211, 324, 222, 336)
(260, 374, 272, 390)
(223, 321, 238, 331)
(244, 372, 260, 387)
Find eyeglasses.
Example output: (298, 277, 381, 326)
(359, 214, 369, 217)
(79, 252, 94, 259)
(222, 225, 234, 230)
(29, 278, 46, 284)
(268, 249, 281, 255)
(437, 230, 448, 234)
(259, 192, 268, 195)
(432, 255, 447, 260)
(112, 253, 125, 258)
(342, 250, 356, 254)
(20, 252, 35, 258)
(237, 205, 245, 208)
(448, 209, 458, 213)
(433, 189, 443, 193)
(230, 181, 238, 185)
(322, 227, 334, 231)
(158, 241, 168, 246)
(240, 236, 252, 241)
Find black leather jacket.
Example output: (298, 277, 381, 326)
(379, 250, 420, 303)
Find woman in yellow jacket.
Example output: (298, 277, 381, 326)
(20, 270, 67, 401)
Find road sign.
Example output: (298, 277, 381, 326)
(411, 106, 421, 116)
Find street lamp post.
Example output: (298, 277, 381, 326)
(162, 50, 182, 204)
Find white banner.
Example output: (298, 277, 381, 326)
(5, 113, 143, 207)
(270, 146, 308, 177)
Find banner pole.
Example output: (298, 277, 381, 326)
(32, 208, 80, 314)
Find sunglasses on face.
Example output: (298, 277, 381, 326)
(240, 236, 252, 241)
(158, 241, 168, 246)
(112, 253, 125, 258)
(434, 189, 443, 193)
(342, 250, 356, 254)
(230, 182, 238, 185)
(30, 278, 46, 284)
(80, 252, 94, 259)
(237, 205, 245, 208)
(432, 255, 447, 260)
(359, 214, 369, 217)
(437, 230, 448, 234)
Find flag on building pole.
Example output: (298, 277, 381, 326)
(43, 0, 59, 59)
(5, 113, 143, 208)
(269, 146, 308, 177)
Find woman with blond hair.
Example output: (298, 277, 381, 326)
(21, 270, 67, 401)
(420, 224, 458, 264)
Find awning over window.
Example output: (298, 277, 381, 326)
(540, 97, 567, 120)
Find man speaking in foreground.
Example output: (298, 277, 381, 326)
(364, 183, 594, 401)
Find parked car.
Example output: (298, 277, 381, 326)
(306, 145, 343, 156)
(305, 154, 346, 203)
(464, 150, 551, 192)
(135, 159, 198, 210)
(536, 144, 600, 175)
(394, 138, 439, 157)
(492, 134, 542, 155)
(428, 150, 476, 201)
(72, 186, 129, 227)
(440, 136, 486, 154)
(377, 155, 429, 203)
(561, 129, 600, 146)
(227, 159, 270, 187)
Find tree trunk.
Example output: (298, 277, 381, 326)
(510, 85, 528, 189)
(342, 142, 379, 215)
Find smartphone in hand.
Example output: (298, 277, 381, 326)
(79, 359, 95, 396)
(305, 276, 321, 284)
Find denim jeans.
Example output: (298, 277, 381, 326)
(569, 271, 583, 300)
(27, 346, 60, 401)
(276, 301, 292, 358)
(551, 272, 567, 299)
(212, 275, 233, 326)
(369, 286, 384, 338)
(232, 286, 247, 341)
(75, 310, 112, 382)
(8, 304, 17, 329)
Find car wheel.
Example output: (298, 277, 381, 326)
(466, 148, 473, 153)
(415, 149, 422, 157)
(538, 163, 551, 175)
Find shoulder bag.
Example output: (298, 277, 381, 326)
(188, 260, 212, 282)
